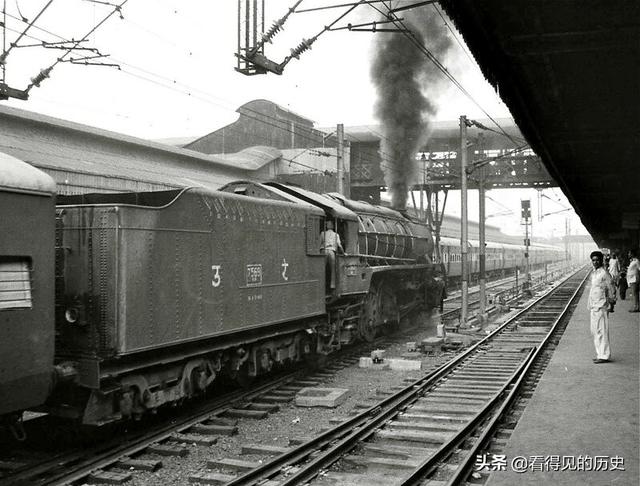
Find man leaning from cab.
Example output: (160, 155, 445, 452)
(320, 220, 344, 290)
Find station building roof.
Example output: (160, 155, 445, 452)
(0, 104, 250, 194)
(439, 0, 640, 249)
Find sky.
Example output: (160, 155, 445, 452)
(0, 0, 589, 238)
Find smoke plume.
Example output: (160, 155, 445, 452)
(371, 7, 453, 209)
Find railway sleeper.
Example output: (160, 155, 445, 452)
(363, 442, 437, 459)
(343, 454, 421, 470)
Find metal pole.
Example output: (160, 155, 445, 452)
(478, 165, 486, 320)
(525, 221, 531, 295)
(420, 155, 425, 221)
(337, 123, 344, 196)
(460, 115, 469, 326)
(252, 0, 258, 47)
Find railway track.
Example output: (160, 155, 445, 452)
(0, 338, 400, 486)
(442, 262, 578, 325)
(206, 265, 589, 486)
(0, 266, 584, 486)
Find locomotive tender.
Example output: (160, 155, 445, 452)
(1, 157, 563, 428)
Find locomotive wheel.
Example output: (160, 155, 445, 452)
(359, 285, 380, 342)
(231, 362, 255, 389)
(378, 284, 399, 332)
(359, 282, 399, 341)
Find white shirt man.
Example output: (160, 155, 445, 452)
(627, 252, 639, 312)
(608, 255, 620, 282)
(588, 251, 615, 363)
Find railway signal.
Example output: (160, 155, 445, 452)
(521, 199, 532, 295)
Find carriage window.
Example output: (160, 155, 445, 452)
(0, 258, 32, 310)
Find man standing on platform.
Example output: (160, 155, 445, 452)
(588, 250, 616, 364)
(627, 249, 639, 312)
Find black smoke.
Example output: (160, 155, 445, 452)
(371, 7, 453, 209)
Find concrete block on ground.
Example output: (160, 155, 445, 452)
(295, 387, 349, 408)
(421, 337, 444, 353)
(358, 357, 387, 369)
(388, 358, 422, 371)
(370, 349, 386, 362)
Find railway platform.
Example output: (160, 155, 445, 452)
(486, 280, 639, 485)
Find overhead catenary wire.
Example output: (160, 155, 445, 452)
(25, 0, 127, 93)
(0, 2, 524, 182)
(0, 0, 54, 64)
(1, 1, 514, 173)
(372, 1, 519, 146)
(294, 0, 414, 14)
(280, 0, 364, 68)
(432, 4, 476, 67)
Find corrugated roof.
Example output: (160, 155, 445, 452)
(0, 105, 252, 194)
(214, 146, 282, 170)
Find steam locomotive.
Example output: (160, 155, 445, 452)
(1, 156, 443, 429)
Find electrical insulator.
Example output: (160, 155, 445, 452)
(261, 18, 285, 44)
(290, 38, 314, 59)
(30, 67, 52, 87)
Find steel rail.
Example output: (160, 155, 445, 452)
(400, 347, 536, 484)
(446, 272, 589, 486)
(24, 371, 303, 486)
(223, 266, 587, 486)
(402, 269, 590, 484)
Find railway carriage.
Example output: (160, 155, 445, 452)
(440, 235, 564, 285)
(0, 154, 56, 433)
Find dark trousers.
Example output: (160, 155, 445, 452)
(630, 282, 640, 310)
(325, 250, 337, 289)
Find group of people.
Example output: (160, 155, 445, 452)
(588, 249, 639, 364)
(604, 249, 640, 312)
